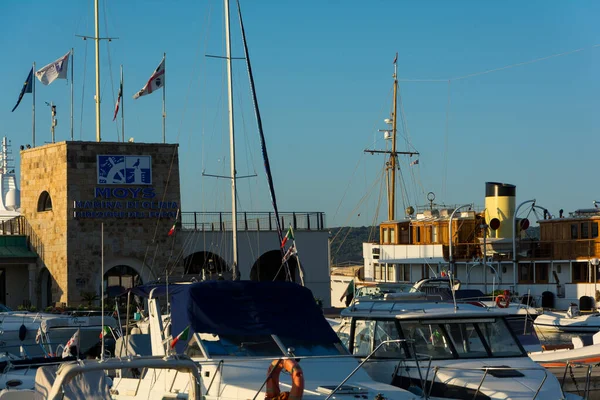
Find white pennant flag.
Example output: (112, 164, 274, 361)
(62, 330, 79, 358)
(133, 56, 165, 99)
(36, 51, 70, 85)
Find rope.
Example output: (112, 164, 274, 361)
(399, 45, 600, 83)
(442, 80, 450, 199)
(396, 82, 422, 207)
(330, 167, 385, 246)
(369, 165, 386, 243)
(331, 85, 393, 226)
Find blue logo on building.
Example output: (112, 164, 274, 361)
(97, 155, 152, 185)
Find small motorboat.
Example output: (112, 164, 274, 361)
(534, 304, 600, 333)
(531, 331, 600, 365)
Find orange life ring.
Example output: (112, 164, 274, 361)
(495, 294, 510, 308)
(265, 359, 304, 400)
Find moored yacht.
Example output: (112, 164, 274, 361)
(342, 51, 600, 312)
(114, 280, 437, 400)
(335, 298, 573, 399)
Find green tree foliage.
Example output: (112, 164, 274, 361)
(329, 226, 379, 265)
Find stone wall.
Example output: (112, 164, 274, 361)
(21, 143, 69, 304)
(21, 141, 181, 306)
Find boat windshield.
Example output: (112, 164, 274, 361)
(187, 333, 346, 358)
(350, 317, 524, 360)
(403, 318, 524, 359)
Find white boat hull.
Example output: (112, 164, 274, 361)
(534, 312, 600, 333)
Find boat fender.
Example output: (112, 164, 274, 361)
(18, 324, 27, 341)
(265, 358, 304, 400)
(495, 291, 510, 309)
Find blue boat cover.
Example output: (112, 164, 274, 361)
(132, 281, 340, 347)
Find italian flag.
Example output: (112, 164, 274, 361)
(170, 326, 190, 349)
(99, 325, 111, 339)
(168, 209, 180, 237)
(168, 221, 176, 236)
(280, 226, 294, 248)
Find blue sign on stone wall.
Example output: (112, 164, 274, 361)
(97, 155, 152, 185)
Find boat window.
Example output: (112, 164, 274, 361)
(374, 264, 383, 280)
(444, 323, 487, 358)
(352, 320, 375, 356)
(401, 321, 453, 360)
(372, 320, 405, 359)
(592, 222, 598, 239)
(400, 319, 525, 360)
(477, 320, 523, 357)
(383, 228, 389, 244)
(185, 336, 205, 358)
(336, 321, 351, 349)
(581, 222, 589, 239)
(571, 224, 578, 239)
(387, 264, 396, 281)
(431, 226, 438, 243)
(198, 334, 282, 357)
(535, 263, 549, 284)
(518, 263, 534, 284)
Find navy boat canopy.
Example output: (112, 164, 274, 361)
(133, 280, 340, 345)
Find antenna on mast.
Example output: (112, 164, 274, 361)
(75, 0, 118, 142)
(364, 53, 419, 221)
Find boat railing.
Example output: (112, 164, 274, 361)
(47, 355, 202, 400)
(423, 364, 549, 400)
(540, 361, 594, 399)
(323, 339, 417, 400)
(350, 298, 427, 314)
(451, 294, 541, 308)
(205, 359, 224, 396)
(181, 211, 326, 232)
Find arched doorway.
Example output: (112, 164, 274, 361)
(39, 268, 54, 308)
(103, 265, 141, 298)
(250, 250, 298, 282)
(183, 252, 230, 280)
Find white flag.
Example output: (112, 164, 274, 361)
(133, 56, 165, 99)
(62, 330, 79, 358)
(36, 51, 70, 85)
(282, 244, 297, 264)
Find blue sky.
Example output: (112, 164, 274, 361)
(1, 1, 598, 227)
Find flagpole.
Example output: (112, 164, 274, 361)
(70, 48, 74, 141)
(94, 0, 102, 142)
(293, 238, 306, 286)
(121, 65, 125, 142)
(32, 62, 36, 148)
(162, 52, 166, 144)
(101, 222, 105, 361)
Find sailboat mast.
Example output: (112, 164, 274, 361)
(364, 54, 418, 222)
(94, 0, 101, 142)
(388, 58, 398, 221)
(224, 0, 239, 280)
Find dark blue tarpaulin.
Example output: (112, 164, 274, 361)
(132, 281, 340, 348)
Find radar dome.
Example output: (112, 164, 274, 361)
(5, 189, 20, 211)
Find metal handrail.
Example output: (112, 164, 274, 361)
(324, 339, 408, 400)
(556, 361, 594, 399)
(205, 359, 224, 395)
(419, 364, 550, 400)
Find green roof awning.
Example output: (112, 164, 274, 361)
(0, 236, 38, 259)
